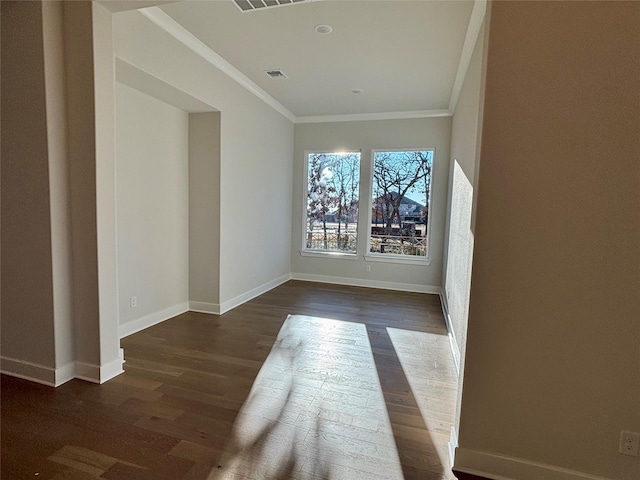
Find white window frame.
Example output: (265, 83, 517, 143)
(300, 150, 361, 259)
(364, 148, 435, 266)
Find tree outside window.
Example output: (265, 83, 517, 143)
(370, 150, 433, 257)
(306, 152, 360, 253)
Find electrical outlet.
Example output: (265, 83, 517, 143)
(365, 265, 371, 272)
(619, 430, 640, 456)
(130, 296, 137, 309)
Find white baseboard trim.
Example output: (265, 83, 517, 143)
(0, 356, 57, 386)
(75, 350, 124, 384)
(189, 301, 221, 315)
(218, 274, 291, 315)
(99, 349, 125, 384)
(439, 290, 461, 375)
(448, 426, 458, 470)
(55, 361, 77, 386)
(74, 361, 101, 383)
(1, 350, 125, 386)
(118, 301, 189, 338)
(291, 273, 440, 294)
(454, 448, 615, 480)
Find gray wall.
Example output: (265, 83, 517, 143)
(292, 118, 452, 291)
(113, 8, 294, 311)
(1, 0, 122, 384)
(189, 112, 221, 308)
(442, 18, 486, 438)
(1, 0, 57, 373)
(115, 83, 190, 331)
(456, 2, 640, 479)
(1, 1, 295, 384)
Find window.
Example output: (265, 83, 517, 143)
(305, 152, 361, 254)
(369, 149, 433, 258)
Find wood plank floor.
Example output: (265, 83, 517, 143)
(1, 280, 458, 480)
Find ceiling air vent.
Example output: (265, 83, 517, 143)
(265, 69, 288, 79)
(233, 0, 310, 13)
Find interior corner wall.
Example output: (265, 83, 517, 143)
(0, 0, 57, 376)
(457, 2, 640, 479)
(63, 0, 121, 381)
(113, 9, 294, 310)
(42, 0, 75, 373)
(291, 118, 451, 290)
(1, 0, 121, 385)
(115, 83, 189, 332)
(189, 112, 221, 309)
(92, 1, 120, 372)
(441, 18, 486, 434)
(63, 0, 102, 372)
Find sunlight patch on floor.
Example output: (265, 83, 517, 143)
(386, 327, 457, 469)
(208, 315, 404, 480)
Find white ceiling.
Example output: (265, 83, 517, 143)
(105, 0, 483, 122)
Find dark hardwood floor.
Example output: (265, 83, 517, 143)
(1, 280, 458, 479)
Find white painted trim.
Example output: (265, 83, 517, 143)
(75, 354, 124, 384)
(1, 354, 124, 386)
(302, 150, 312, 253)
(300, 250, 359, 260)
(296, 109, 452, 124)
(218, 274, 291, 314)
(189, 301, 221, 315)
(0, 356, 57, 387)
(118, 301, 189, 338)
(138, 7, 297, 123)
(364, 253, 431, 266)
(454, 448, 616, 480)
(440, 290, 461, 375)
(54, 361, 77, 386)
(75, 361, 101, 383)
(291, 272, 440, 294)
(448, 426, 458, 470)
(448, 0, 487, 113)
(99, 351, 125, 384)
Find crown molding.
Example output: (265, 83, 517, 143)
(138, 7, 297, 123)
(295, 109, 452, 124)
(448, 0, 487, 114)
(137, 4, 481, 125)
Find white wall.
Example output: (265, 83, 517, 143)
(292, 118, 451, 291)
(115, 83, 189, 333)
(456, 2, 640, 479)
(113, 9, 294, 310)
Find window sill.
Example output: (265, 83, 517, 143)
(364, 254, 431, 266)
(299, 250, 359, 260)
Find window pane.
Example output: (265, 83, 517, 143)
(306, 152, 360, 253)
(370, 150, 433, 257)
